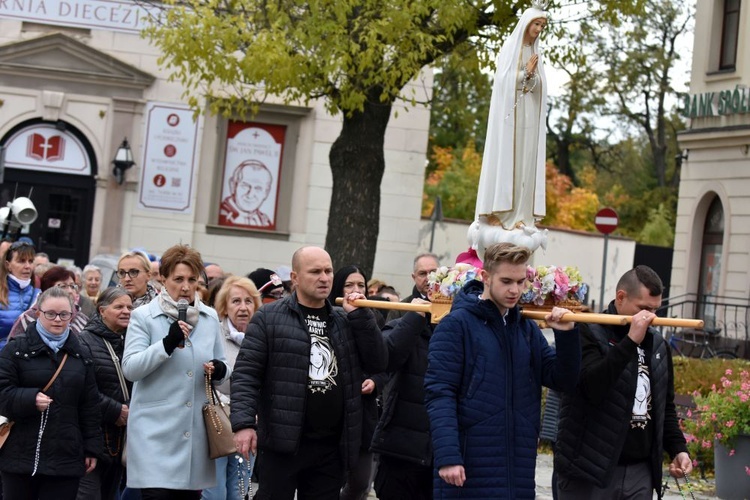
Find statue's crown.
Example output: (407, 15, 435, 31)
(530, 0, 550, 10)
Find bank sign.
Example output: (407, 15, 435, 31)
(681, 85, 750, 119)
(0, 0, 163, 34)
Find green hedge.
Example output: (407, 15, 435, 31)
(672, 357, 750, 396)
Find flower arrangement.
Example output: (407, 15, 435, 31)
(682, 368, 750, 457)
(427, 264, 481, 300)
(520, 265, 588, 306)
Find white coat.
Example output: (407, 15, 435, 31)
(122, 299, 230, 490)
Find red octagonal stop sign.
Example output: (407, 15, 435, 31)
(595, 207, 619, 234)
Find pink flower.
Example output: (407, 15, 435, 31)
(729, 449, 735, 456)
(686, 410, 692, 418)
(725, 369, 733, 376)
(526, 266, 536, 281)
(702, 440, 712, 449)
(553, 268, 570, 301)
(726, 420, 735, 428)
(746, 465, 750, 476)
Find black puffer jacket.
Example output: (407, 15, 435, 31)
(78, 315, 131, 459)
(370, 311, 434, 465)
(0, 321, 102, 476)
(555, 303, 686, 498)
(230, 294, 388, 469)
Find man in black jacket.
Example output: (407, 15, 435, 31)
(371, 301, 434, 500)
(555, 265, 692, 499)
(231, 246, 387, 500)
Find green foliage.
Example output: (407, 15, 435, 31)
(148, 0, 647, 123)
(586, 0, 692, 188)
(672, 357, 749, 396)
(428, 49, 492, 176)
(678, 359, 750, 468)
(639, 203, 675, 247)
(422, 142, 481, 220)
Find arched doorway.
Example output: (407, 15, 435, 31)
(697, 196, 724, 329)
(0, 119, 97, 266)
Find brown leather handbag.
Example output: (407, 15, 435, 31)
(202, 372, 236, 459)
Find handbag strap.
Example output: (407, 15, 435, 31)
(205, 372, 218, 405)
(42, 353, 68, 392)
(103, 339, 130, 402)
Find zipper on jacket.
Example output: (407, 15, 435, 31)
(505, 321, 515, 496)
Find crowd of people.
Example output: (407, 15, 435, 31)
(0, 237, 693, 500)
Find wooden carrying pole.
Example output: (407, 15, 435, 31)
(334, 298, 704, 329)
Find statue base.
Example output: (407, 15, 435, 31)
(468, 220, 548, 259)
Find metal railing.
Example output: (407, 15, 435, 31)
(656, 293, 749, 357)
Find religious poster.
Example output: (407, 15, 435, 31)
(219, 121, 286, 231)
(137, 102, 201, 214)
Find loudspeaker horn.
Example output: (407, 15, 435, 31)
(10, 197, 38, 225)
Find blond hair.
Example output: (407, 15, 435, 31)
(117, 251, 151, 274)
(214, 276, 262, 319)
(483, 243, 531, 274)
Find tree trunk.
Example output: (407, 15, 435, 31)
(325, 99, 392, 277)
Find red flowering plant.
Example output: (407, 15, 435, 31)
(682, 368, 750, 471)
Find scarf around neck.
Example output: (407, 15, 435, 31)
(8, 274, 32, 289)
(158, 292, 201, 327)
(224, 317, 245, 346)
(36, 321, 70, 353)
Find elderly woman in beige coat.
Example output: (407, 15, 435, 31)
(122, 245, 229, 500)
(201, 276, 261, 500)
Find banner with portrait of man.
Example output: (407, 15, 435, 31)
(219, 121, 286, 230)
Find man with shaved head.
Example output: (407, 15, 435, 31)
(231, 246, 387, 499)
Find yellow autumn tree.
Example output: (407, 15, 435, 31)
(422, 140, 482, 220)
(543, 164, 600, 231)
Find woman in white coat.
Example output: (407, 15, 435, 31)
(122, 245, 230, 500)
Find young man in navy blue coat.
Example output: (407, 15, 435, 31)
(424, 243, 581, 499)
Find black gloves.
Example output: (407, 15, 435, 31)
(163, 320, 184, 355)
(209, 359, 227, 380)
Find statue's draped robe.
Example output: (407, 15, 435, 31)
(475, 8, 548, 230)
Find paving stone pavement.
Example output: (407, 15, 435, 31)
(534, 453, 718, 500)
(295, 452, 719, 499)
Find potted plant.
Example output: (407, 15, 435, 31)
(682, 367, 750, 499)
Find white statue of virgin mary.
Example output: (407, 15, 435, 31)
(475, 1, 549, 231)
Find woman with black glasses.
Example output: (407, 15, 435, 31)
(117, 252, 157, 309)
(0, 241, 39, 351)
(0, 286, 101, 499)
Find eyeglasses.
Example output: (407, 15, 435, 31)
(40, 310, 73, 321)
(10, 241, 33, 250)
(4, 241, 34, 261)
(56, 283, 79, 291)
(117, 269, 142, 279)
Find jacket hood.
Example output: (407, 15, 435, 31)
(452, 279, 523, 325)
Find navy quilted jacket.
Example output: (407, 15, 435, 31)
(424, 280, 581, 499)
